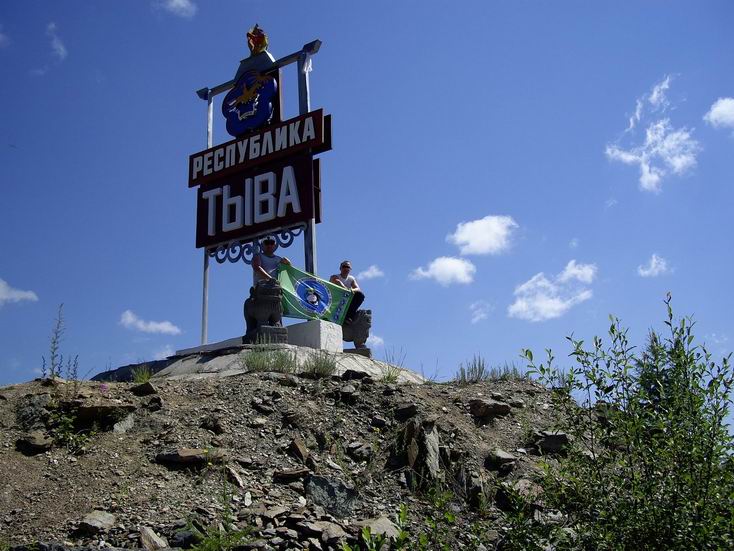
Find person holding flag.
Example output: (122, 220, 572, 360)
(329, 261, 365, 324)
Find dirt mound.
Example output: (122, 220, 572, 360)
(0, 371, 561, 550)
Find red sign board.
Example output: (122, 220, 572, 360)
(189, 109, 331, 188)
(195, 154, 318, 249)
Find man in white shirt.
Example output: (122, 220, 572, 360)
(245, 236, 291, 337)
(330, 260, 365, 324)
(252, 236, 290, 284)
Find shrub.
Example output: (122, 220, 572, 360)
(454, 356, 526, 384)
(132, 364, 152, 383)
(302, 350, 338, 378)
(241, 348, 297, 373)
(522, 295, 734, 550)
(381, 347, 406, 384)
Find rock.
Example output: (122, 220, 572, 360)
(304, 475, 358, 518)
(15, 393, 52, 431)
(248, 417, 268, 428)
(485, 448, 516, 474)
(394, 402, 418, 420)
(534, 431, 570, 454)
(73, 399, 137, 427)
(15, 431, 53, 455)
(130, 381, 158, 396)
(200, 413, 225, 434)
(370, 415, 388, 428)
(341, 369, 370, 381)
(335, 384, 358, 404)
(139, 526, 168, 550)
(288, 436, 310, 463)
(355, 516, 400, 540)
(144, 395, 164, 411)
(273, 467, 310, 482)
(495, 478, 544, 511)
(297, 520, 347, 543)
(171, 530, 202, 548)
(251, 398, 275, 415)
(225, 465, 245, 488)
(155, 448, 227, 468)
(261, 506, 289, 520)
(510, 398, 525, 408)
(112, 414, 135, 434)
(346, 441, 372, 462)
(395, 417, 441, 489)
(79, 510, 116, 534)
(469, 398, 511, 421)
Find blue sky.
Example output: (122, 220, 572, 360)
(1, 1, 733, 384)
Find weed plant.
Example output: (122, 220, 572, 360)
(240, 348, 297, 374)
(302, 349, 337, 378)
(454, 355, 526, 384)
(381, 347, 406, 384)
(131, 364, 152, 383)
(515, 295, 734, 550)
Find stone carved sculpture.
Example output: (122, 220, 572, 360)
(243, 280, 287, 344)
(342, 309, 371, 349)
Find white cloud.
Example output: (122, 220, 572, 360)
(46, 22, 67, 61)
(558, 259, 597, 284)
(0, 278, 38, 307)
(627, 75, 672, 131)
(605, 198, 618, 209)
(159, 0, 197, 18)
(508, 260, 597, 322)
(469, 301, 491, 324)
(637, 253, 670, 278)
(120, 310, 181, 335)
(29, 66, 48, 77)
(366, 335, 384, 348)
(446, 215, 518, 255)
(648, 75, 671, 110)
(704, 97, 734, 130)
(606, 119, 699, 193)
(410, 257, 476, 286)
(153, 345, 174, 360)
(569, 238, 579, 249)
(356, 265, 384, 280)
(608, 76, 700, 193)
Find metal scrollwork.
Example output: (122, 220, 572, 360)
(208, 225, 305, 265)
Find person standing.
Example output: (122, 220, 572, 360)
(245, 236, 291, 337)
(252, 236, 290, 284)
(330, 260, 365, 323)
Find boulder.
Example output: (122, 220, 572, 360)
(16, 431, 53, 455)
(485, 448, 517, 474)
(139, 526, 168, 550)
(354, 516, 400, 540)
(303, 475, 358, 518)
(469, 398, 511, 422)
(78, 510, 116, 534)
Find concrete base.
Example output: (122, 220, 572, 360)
(343, 347, 372, 359)
(176, 337, 245, 357)
(287, 320, 343, 352)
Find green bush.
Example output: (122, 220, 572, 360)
(241, 348, 297, 374)
(132, 364, 152, 383)
(521, 295, 734, 550)
(302, 349, 338, 378)
(454, 356, 526, 384)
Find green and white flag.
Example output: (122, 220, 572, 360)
(277, 264, 354, 325)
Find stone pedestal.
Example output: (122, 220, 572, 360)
(244, 326, 288, 345)
(343, 348, 372, 359)
(287, 320, 343, 352)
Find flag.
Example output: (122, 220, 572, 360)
(277, 264, 354, 325)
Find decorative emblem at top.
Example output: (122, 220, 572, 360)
(222, 25, 278, 137)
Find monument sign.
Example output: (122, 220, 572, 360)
(191, 26, 331, 344)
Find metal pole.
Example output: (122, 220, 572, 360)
(298, 53, 317, 276)
(200, 92, 214, 345)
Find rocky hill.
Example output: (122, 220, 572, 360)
(0, 347, 565, 551)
